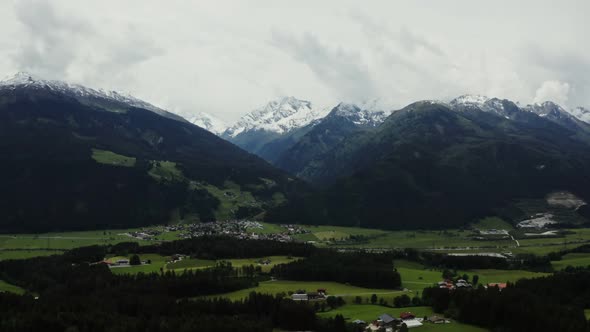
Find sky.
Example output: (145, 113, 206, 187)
(0, 0, 588, 122)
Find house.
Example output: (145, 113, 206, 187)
(402, 319, 423, 329)
(291, 293, 308, 301)
(307, 291, 320, 300)
(115, 259, 129, 265)
(427, 315, 450, 324)
(317, 288, 327, 295)
(400, 312, 416, 320)
(487, 283, 507, 290)
(376, 313, 401, 327)
(352, 319, 366, 325)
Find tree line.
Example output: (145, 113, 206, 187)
(421, 268, 590, 332)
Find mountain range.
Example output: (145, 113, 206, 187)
(2, 72, 590, 231)
(0, 73, 304, 232)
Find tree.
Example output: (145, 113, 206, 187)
(354, 296, 363, 304)
(462, 273, 469, 281)
(412, 296, 421, 306)
(472, 275, 479, 285)
(334, 314, 346, 332)
(370, 294, 378, 304)
(442, 269, 453, 279)
(130, 254, 141, 266)
(399, 323, 409, 332)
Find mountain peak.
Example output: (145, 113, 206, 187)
(330, 102, 391, 127)
(0, 71, 186, 122)
(223, 96, 329, 137)
(450, 94, 490, 107)
(189, 112, 227, 135)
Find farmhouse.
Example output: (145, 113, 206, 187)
(291, 293, 308, 301)
(402, 319, 423, 329)
(427, 315, 450, 324)
(400, 312, 416, 320)
(487, 283, 507, 290)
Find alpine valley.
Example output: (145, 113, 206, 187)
(205, 94, 590, 230)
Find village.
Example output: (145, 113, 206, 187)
(121, 221, 311, 243)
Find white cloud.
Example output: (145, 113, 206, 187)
(0, 0, 588, 122)
(534, 80, 570, 106)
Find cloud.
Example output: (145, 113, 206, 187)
(270, 30, 376, 103)
(534, 80, 570, 106)
(13, 0, 92, 78)
(0, 1, 589, 121)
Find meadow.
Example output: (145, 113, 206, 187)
(206, 280, 406, 302)
(0, 279, 25, 295)
(318, 305, 488, 332)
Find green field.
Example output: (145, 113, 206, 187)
(195, 181, 258, 220)
(319, 305, 488, 332)
(109, 254, 170, 275)
(0, 228, 160, 254)
(91, 149, 136, 167)
(166, 258, 215, 270)
(472, 217, 514, 230)
(208, 280, 406, 302)
(552, 253, 590, 270)
(0, 279, 25, 295)
(148, 161, 184, 181)
(0, 249, 62, 261)
(585, 309, 590, 320)
(394, 260, 549, 293)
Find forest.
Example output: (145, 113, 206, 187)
(421, 268, 590, 332)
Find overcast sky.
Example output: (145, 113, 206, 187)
(0, 0, 588, 122)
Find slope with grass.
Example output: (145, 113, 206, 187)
(0, 80, 305, 232)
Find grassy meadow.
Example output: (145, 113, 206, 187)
(318, 305, 488, 332)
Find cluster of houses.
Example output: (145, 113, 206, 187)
(437, 278, 472, 290)
(291, 288, 328, 301)
(173, 220, 295, 242)
(360, 312, 452, 331)
(122, 229, 162, 240)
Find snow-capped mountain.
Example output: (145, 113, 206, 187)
(0, 72, 186, 122)
(450, 94, 590, 125)
(189, 112, 227, 135)
(223, 96, 329, 138)
(569, 107, 590, 124)
(330, 102, 392, 127)
(449, 94, 490, 108)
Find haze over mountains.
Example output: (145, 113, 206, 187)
(2, 72, 590, 231)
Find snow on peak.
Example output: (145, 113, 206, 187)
(0, 71, 185, 122)
(189, 112, 227, 135)
(450, 94, 490, 107)
(223, 96, 330, 137)
(568, 107, 590, 124)
(331, 101, 392, 126)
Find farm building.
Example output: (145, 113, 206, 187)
(487, 283, 507, 290)
(291, 294, 308, 301)
(400, 312, 416, 320)
(402, 319, 423, 328)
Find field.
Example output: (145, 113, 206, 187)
(0, 228, 160, 260)
(195, 181, 258, 220)
(0, 249, 62, 260)
(108, 255, 300, 275)
(91, 149, 135, 167)
(0, 279, 25, 295)
(318, 305, 488, 332)
(394, 260, 549, 293)
(472, 217, 514, 230)
(552, 253, 590, 270)
(207, 280, 406, 302)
